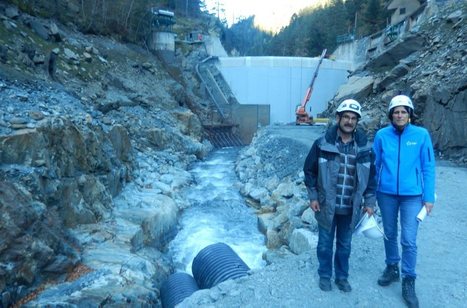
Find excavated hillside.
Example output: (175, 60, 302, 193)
(328, 2, 466, 165)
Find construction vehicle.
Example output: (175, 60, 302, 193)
(295, 49, 327, 125)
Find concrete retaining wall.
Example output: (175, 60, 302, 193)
(232, 104, 270, 144)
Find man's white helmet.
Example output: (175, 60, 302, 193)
(336, 99, 362, 117)
(355, 213, 385, 239)
(388, 95, 414, 112)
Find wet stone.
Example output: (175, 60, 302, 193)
(16, 94, 28, 101)
(33, 159, 46, 167)
(28, 111, 45, 120)
(10, 123, 29, 129)
(102, 117, 113, 125)
(9, 117, 28, 124)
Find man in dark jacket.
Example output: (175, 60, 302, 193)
(303, 99, 376, 292)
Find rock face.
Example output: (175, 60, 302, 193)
(1, 118, 129, 226)
(0, 181, 80, 293)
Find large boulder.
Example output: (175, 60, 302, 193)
(333, 75, 375, 103)
(289, 228, 318, 255)
(365, 34, 425, 71)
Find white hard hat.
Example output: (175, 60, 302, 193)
(354, 213, 385, 239)
(363, 222, 385, 239)
(388, 95, 414, 113)
(336, 99, 362, 117)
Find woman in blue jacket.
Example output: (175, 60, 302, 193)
(373, 95, 435, 308)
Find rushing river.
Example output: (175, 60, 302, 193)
(168, 147, 266, 274)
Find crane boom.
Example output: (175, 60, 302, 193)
(295, 49, 327, 125)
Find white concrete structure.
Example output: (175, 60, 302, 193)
(204, 35, 228, 57)
(217, 56, 352, 124)
(150, 32, 175, 51)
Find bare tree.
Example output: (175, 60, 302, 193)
(125, 0, 136, 30)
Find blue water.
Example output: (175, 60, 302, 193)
(168, 147, 266, 274)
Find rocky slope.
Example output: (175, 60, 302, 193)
(0, 2, 215, 306)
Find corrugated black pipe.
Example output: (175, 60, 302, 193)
(160, 272, 199, 308)
(192, 242, 250, 289)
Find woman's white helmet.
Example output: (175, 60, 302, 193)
(388, 95, 414, 112)
(336, 99, 362, 118)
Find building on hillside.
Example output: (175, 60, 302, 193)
(387, 0, 427, 25)
(186, 30, 204, 44)
(148, 9, 176, 53)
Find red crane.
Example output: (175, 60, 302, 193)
(295, 49, 327, 125)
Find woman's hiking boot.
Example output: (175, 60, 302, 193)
(402, 277, 419, 308)
(377, 264, 400, 286)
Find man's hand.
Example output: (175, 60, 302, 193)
(424, 202, 434, 215)
(363, 206, 374, 216)
(310, 200, 320, 212)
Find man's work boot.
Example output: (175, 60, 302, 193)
(319, 277, 332, 291)
(335, 279, 352, 292)
(402, 277, 419, 308)
(377, 264, 400, 286)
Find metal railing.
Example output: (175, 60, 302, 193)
(195, 57, 232, 120)
(336, 33, 355, 44)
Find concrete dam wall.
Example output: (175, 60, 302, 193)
(217, 56, 352, 124)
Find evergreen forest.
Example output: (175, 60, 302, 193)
(219, 0, 391, 57)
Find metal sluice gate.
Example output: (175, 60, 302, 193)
(204, 125, 244, 148)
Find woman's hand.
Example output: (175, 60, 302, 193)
(424, 202, 434, 215)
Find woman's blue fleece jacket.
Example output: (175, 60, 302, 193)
(373, 123, 436, 203)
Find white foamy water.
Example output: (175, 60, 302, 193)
(168, 147, 266, 274)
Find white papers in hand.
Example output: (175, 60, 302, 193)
(417, 206, 427, 222)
